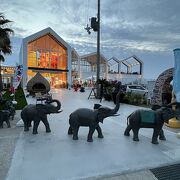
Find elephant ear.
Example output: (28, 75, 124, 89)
(97, 112, 104, 123)
(98, 106, 112, 114)
(94, 103, 102, 110)
(97, 106, 112, 123)
(36, 104, 49, 114)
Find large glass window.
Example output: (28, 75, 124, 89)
(27, 70, 67, 88)
(80, 59, 92, 72)
(27, 34, 67, 70)
(80, 56, 106, 72)
(71, 51, 79, 72)
(27, 34, 68, 88)
(72, 60, 78, 71)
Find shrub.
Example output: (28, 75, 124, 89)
(1, 87, 27, 110)
(122, 92, 147, 106)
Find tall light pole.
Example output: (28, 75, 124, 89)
(96, 0, 101, 98)
(84, 0, 101, 98)
(97, 0, 100, 84)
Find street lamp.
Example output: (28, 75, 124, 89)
(85, 0, 101, 98)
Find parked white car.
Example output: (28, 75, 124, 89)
(126, 85, 148, 96)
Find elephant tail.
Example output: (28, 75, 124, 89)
(20, 108, 26, 120)
(127, 113, 132, 125)
(69, 114, 74, 124)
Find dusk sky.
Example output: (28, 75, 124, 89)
(1, 0, 180, 79)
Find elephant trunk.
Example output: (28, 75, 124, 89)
(49, 99, 62, 113)
(109, 91, 121, 115)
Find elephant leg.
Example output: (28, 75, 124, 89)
(152, 127, 161, 144)
(33, 119, 40, 134)
(4, 114, 11, 128)
(6, 119, 11, 128)
(68, 126, 73, 135)
(159, 129, 166, 140)
(42, 117, 51, 133)
(0, 117, 3, 128)
(0, 114, 3, 128)
(132, 127, 139, 141)
(10, 111, 15, 120)
(124, 125, 132, 136)
(0, 121, 3, 128)
(87, 126, 96, 142)
(96, 125, 104, 138)
(23, 119, 29, 131)
(73, 125, 79, 140)
(11, 114, 14, 120)
(28, 120, 32, 127)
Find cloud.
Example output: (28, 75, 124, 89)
(0, 0, 179, 78)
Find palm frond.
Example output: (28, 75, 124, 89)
(0, 54, 5, 62)
(0, 31, 12, 54)
(0, 19, 12, 25)
(1, 28, 14, 34)
(0, 20, 13, 55)
(0, 13, 5, 19)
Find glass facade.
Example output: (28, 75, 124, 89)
(72, 60, 78, 72)
(1, 66, 15, 89)
(80, 58, 106, 73)
(80, 59, 92, 72)
(27, 34, 68, 88)
(71, 51, 79, 72)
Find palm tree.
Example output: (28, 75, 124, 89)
(0, 13, 13, 91)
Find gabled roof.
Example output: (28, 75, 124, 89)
(72, 48, 80, 60)
(119, 55, 143, 75)
(108, 57, 120, 66)
(22, 27, 71, 50)
(80, 52, 108, 64)
(120, 55, 143, 67)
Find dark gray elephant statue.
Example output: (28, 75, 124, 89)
(0, 110, 11, 128)
(68, 91, 121, 142)
(21, 99, 62, 134)
(124, 103, 180, 144)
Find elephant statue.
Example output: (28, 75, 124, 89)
(0, 110, 11, 128)
(0, 98, 15, 120)
(21, 99, 62, 134)
(68, 91, 121, 142)
(124, 103, 180, 144)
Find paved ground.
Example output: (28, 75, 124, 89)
(0, 110, 22, 180)
(1, 89, 180, 180)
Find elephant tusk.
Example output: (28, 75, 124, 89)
(57, 110, 63, 113)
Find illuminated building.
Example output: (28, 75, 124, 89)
(1, 65, 15, 88)
(19, 27, 72, 88)
(19, 27, 143, 89)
